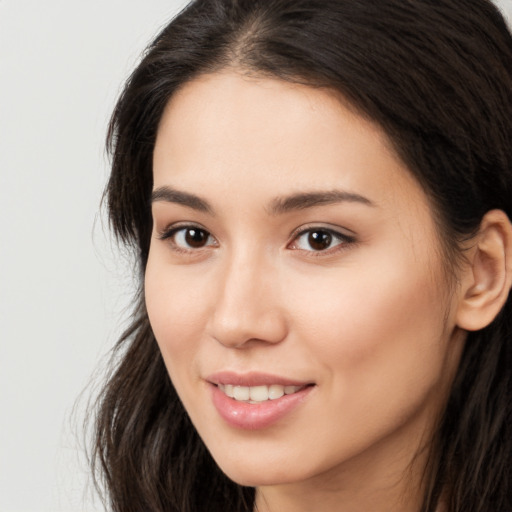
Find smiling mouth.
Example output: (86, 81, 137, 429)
(217, 383, 310, 404)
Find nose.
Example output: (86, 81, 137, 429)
(207, 250, 288, 349)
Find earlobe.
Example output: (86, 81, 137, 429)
(456, 210, 512, 332)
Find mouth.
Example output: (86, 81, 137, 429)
(206, 373, 315, 429)
(216, 383, 309, 404)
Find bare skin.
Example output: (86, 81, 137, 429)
(145, 71, 512, 512)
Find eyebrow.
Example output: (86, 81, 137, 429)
(151, 186, 214, 214)
(268, 190, 375, 214)
(151, 185, 375, 215)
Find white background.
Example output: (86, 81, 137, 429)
(1, 1, 511, 511)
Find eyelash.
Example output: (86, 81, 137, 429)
(288, 226, 356, 255)
(157, 223, 356, 256)
(157, 223, 217, 254)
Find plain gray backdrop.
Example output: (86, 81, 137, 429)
(1, 1, 511, 511)
(0, 2, 187, 511)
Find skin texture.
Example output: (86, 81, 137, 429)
(145, 72, 469, 512)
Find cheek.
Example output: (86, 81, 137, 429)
(144, 254, 209, 371)
(278, 252, 454, 467)
(288, 247, 450, 393)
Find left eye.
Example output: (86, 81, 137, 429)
(165, 226, 216, 250)
(291, 229, 348, 252)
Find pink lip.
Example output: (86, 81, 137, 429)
(206, 371, 310, 387)
(206, 372, 315, 430)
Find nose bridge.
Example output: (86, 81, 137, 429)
(209, 244, 287, 348)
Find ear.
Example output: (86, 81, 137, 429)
(456, 209, 512, 331)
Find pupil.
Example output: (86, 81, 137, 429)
(185, 228, 207, 248)
(308, 231, 332, 250)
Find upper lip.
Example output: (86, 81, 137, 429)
(206, 371, 313, 387)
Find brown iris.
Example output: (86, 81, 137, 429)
(308, 230, 332, 250)
(184, 228, 209, 248)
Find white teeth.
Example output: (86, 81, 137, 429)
(268, 384, 285, 400)
(218, 384, 303, 403)
(233, 386, 250, 401)
(249, 385, 268, 402)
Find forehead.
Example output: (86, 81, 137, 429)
(153, 71, 430, 220)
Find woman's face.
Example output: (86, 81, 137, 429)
(146, 72, 465, 493)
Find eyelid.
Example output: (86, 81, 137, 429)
(157, 221, 207, 238)
(287, 224, 357, 253)
(289, 223, 356, 241)
(156, 222, 218, 252)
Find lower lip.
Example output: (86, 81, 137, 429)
(210, 384, 313, 430)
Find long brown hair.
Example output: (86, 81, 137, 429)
(92, 1, 512, 510)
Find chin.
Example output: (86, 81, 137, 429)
(213, 455, 309, 488)
(223, 470, 296, 488)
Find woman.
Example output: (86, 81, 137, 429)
(92, 0, 512, 511)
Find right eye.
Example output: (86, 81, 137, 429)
(159, 225, 217, 251)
